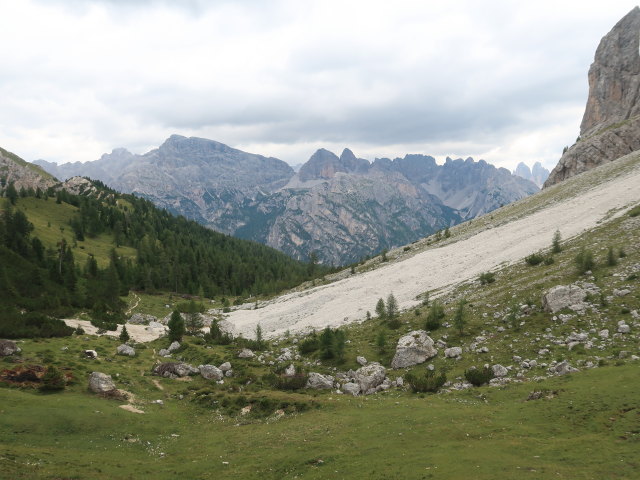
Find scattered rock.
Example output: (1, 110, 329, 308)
(116, 344, 135, 357)
(88, 372, 116, 393)
(618, 323, 631, 334)
(128, 313, 157, 325)
(613, 288, 631, 297)
(153, 362, 198, 378)
(219, 362, 232, 372)
(283, 364, 296, 376)
(356, 356, 368, 366)
(158, 349, 171, 357)
(306, 372, 334, 389)
(390, 330, 437, 369)
(598, 329, 610, 338)
(0, 340, 20, 356)
(167, 341, 181, 352)
(84, 350, 98, 359)
(277, 348, 295, 362)
(199, 365, 224, 381)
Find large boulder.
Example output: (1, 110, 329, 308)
(167, 341, 181, 352)
(391, 330, 437, 369)
(306, 372, 334, 389)
(0, 340, 20, 356)
(354, 362, 386, 394)
(199, 364, 223, 381)
(542, 285, 587, 313)
(238, 348, 255, 358)
(116, 344, 135, 357)
(88, 372, 116, 393)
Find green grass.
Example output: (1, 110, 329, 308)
(0, 359, 638, 479)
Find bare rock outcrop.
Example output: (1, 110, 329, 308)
(545, 7, 640, 187)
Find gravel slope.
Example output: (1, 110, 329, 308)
(225, 153, 640, 339)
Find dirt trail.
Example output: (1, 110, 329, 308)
(225, 156, 640, 339)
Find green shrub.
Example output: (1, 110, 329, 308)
(525, 252, 544, 266)
(607, 246, 617, 266)
(40, 365, 66, 391)
(628, 205, 640, 217)
(299, 333, 321, 354)
(405, 370, 447, 393)
(575, 248, 595, 275)
(478, 272, 495, 285)
(272, 373, 308, 391)
(543, 256, 555, 265)
(464, 367, 494, 387)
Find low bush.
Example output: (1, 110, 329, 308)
(405, 370, 447, 393)
(478, 272, 495, 285)
(628, 205, 640, 217)
(464, 367, 494, 387)
(525, 252, 544, 266)
(40, 365, 66, 391)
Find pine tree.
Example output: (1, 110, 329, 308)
(552, 230, 562, 254)
(168, 310, 185, 342)
(386, 293, 400, 328)
(375, 298, 386, 320)
(453, 299, 468, 335)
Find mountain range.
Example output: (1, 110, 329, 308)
(35, 138, 538, 265)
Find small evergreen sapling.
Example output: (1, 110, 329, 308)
(119, 325, 130, 343)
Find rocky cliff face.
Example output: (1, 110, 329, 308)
(33, 137, 538, 265)
(545, 7, 640, 187)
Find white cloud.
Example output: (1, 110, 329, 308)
(0, 0, 637, 170)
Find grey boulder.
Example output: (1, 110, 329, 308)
(542, 285, 586, 313)
(391, 330, 437, 369)
(0, 340, 20, 356)
(116, 344, 135, 357)
(355, 362, 386, 394)
(88, 372, 116, 393)
(306, 372, 334, 389)
(199, 364, 224, 381)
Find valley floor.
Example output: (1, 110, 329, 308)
(1, 364, 638, 479)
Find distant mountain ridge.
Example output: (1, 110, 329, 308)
(34, 135, 538, 265)
(513, 162, 550, 188)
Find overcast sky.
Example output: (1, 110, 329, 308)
(0, 1, 638, 170)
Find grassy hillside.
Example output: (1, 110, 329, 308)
(7, 196, 136, 268)
(0, 186, 638, 478)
